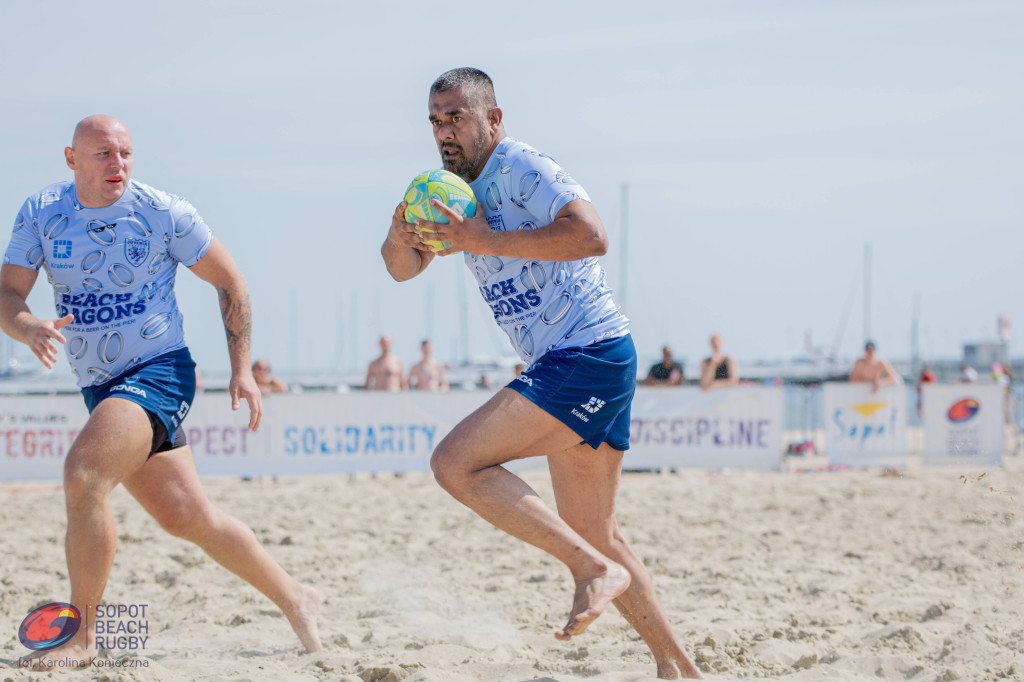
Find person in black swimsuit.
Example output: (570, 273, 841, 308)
(700, 334, 738, 390)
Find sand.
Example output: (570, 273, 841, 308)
(1, 456, 1022, 681)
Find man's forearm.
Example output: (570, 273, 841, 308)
(0, 291, 38, 345)
(381, 238, 428, 282)
(217, 283, 252, 373)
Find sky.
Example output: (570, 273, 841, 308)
(1, 0, 1021, 379)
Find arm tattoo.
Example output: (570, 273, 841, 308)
(217, 286, 252, 362)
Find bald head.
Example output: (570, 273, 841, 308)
(64, 115, 134, 208)
(71, 115, 130, 148)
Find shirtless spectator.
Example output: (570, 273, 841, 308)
(252, 359, 287, 395)
(365, 334, 406, 391)
(849, 341, 902, 392)
(643, 345, 683, 386)
(699, 334, 738, 390)
(408, 339, 448, 391)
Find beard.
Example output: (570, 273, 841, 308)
(439, 127, 488, 179)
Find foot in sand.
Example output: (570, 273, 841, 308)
(555, 561, 631, 641)
(18, 635, 96, 671)
(286, 584, 323, 653)
(656, 659, 705, 679)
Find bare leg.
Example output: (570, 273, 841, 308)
(122, 446, 321, 652)
(23, 399, 152, 669)
(549, 445, 703, 679)
(431, 388, 630, 640)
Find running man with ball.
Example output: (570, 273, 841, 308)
(381, 68, 702, 679)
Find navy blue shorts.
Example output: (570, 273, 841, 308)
(507, 334, 637, 451)
(80, 348, 196, 455)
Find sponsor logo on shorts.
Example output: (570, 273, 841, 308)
(110, 383, 147, 398)
(170, 400, 190, 428)
(581, 397, 606, 414)
(571, 408, 590, 422)
(18, 602, 81, 651)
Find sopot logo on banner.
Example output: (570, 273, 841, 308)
(947, 398, 980, 423)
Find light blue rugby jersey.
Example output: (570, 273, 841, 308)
(4, 180, 213, 387)
(466, 137, 629, 364)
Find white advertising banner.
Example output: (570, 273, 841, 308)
(921, 384, 1005, 466)
(0, 395, 88, 481)
(1, 386, 786, 481)
(628, 386, 785, 471)
(823, 383, 907, 468)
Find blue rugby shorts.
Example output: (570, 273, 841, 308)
(506, 333, 637, 451)
(80, 347, 196, 454)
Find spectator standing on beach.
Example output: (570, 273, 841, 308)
(408, 339, 448, 391)
(992, 362, 1014, 424)
(0, 115, 321, 669)
(253, 358, 288, 394)
(958, 364, 979, 383)
(643, 345, 684, 386)
(381, 67, 702, 679)
(916, 364, 937, 415)
(699, 334, 738, 390)
(849, 340, 901, 391)
(364, 334, 406, 390)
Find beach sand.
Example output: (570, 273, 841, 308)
(1, 456, 1022, 681)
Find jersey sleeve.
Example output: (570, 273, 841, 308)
(3, 199, 44, 270)
(166, 196, 214, 267)
(512, 152, 592, 225)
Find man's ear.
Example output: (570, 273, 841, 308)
(488, 107, 503, 131)
(64, 146, 76, 170)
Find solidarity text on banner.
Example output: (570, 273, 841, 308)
(0, 386, 786, 481)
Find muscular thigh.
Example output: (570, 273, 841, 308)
(66, 397, 153, 484)
(435, 388, 584, 470)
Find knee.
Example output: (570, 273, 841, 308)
(430, 446, 469, 496)
(63, 459, 110, 505)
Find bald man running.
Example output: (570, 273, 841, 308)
(1, 115, 321, 668)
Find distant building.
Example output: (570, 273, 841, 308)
(963, 342, 1008, 369)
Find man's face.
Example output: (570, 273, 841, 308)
(65, 120, 133, 208)
(429, 87, 493, 181)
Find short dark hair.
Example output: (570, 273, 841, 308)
(430, 67, 497, 109)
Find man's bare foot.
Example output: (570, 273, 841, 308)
(555, 561, 631, 641)
(18, 634, 96, 671)
(285, 584, 322, 653)
(656, 658, 705, 679)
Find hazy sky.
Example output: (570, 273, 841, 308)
(2, 1, 1021, 378)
